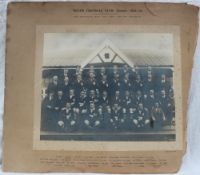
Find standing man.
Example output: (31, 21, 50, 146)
(41, 91, 56, 131)
(47, 75, 59, 95)
(151, 102, 166, 130)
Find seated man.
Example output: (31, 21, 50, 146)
(54, 90, 65, 111)
(96, 106, 104, 130)
(98, 90, 109, 108)
(76, 90, 88, 112)
(143, 89, 156, 112)
(70, 108, 80, 132)
(58, 102, 73, 132)
(127, 107, 137, 131)
(111, 90, 121, 105)
(67, 89, 76, 108)
(104, 105, 112, 131)
(135, 90, 144, 106)
(88, 89, 99, 106)
(109, 103, 122, 130)
(122, 90, 132, 108)
(83, 102, 101, 131)
(120, 108, 128, 131)
(59, 103, 80, 132)
(132, 103, 150, 131)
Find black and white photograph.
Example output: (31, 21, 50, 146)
(40, 33, 175, 141)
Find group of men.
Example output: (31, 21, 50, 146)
(41, 64, 175, 132)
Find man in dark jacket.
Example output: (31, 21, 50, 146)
(47, 75, 59, 95)
(41, 91, 56, 131)
(62, 75, 71, 99)
(109, 103, 122, 130)
(133, 103, 150, 131)
(66, 89, 76, 108)
(98, 90, 109, 108)
(143, 89, 156, 111)
(122, 90, 132, 109)
(151, 102, 166, 130)
(98, 74, 109, 92)
(76, 90, 88, 112)
(83, 102, 101, 131)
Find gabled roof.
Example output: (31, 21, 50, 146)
(80, 40, 134, 68)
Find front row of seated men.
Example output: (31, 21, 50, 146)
(41, 88, 175, 132)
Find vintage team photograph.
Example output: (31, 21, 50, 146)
(40, 32, 175, 141)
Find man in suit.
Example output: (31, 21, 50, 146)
(127, 107, 137, 131)
(104, 105, 112, 131)
(133, 102, 150, 130)
(99, 90, 109, 108)
(76, 90, 88, 113)
(75, 66, 83, 77)
(88, 89, 99, 107)
(97, 106, 104, 130)
(74, 74, 85, 96)
(86, 71, 98, 91)
(62, 75, 71, 99)
(166, 88, 175, 126)
(54, 90, 65, 111)
(144, 73, 154, 94)
(47, 75, 59, 95)
(112, 90, 121, 106)
(98, 74, 109, 92)
(110, 72, 121, 94)
(135, 90, 144, 106)
(159, 89, 168, 117)
(135, 74, 144, 92)
(143, 89, 156, 112)
(121, 73, 131, 92)
(41, 91, 56, 131)
(83, 102, 101, 131)
(120, 108, 128, 131)
(122, 90, 132, 108)
(98, 66, 106, 81)
(110, 103, 122, 130)
(58, 102, 72, 132)
(112, 65, 119, 78)
(150, 102, 166, 130)
(121, 64, 131, 77)
(60, 103, 79, 132)
(67, 89, 76, 108)
(157, 74, 170, 92)
(71, 108, 80, 132)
